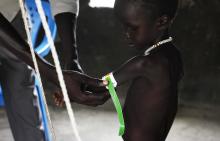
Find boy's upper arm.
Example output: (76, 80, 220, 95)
(113, 55, 149, 85)
(113, 55, 170, 87)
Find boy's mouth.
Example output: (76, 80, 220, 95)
(127, 38, 136, 47)
(128, 42, 135, 47)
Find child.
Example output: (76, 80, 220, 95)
(55, 0, 184, 140)
(110, 0, 183, 140)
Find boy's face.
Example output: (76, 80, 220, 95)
(115, 1, 159, 50)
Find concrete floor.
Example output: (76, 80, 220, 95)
(0, 102, 220, 141)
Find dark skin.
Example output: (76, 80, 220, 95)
(112, 1, 181, 141)
(56, 1, 183, 140)
(55, 12, 82, 72)
(21, 1, 182, 140)
(0, 13, 109, 107)
(71, 1, 181, 140)
(53, 12, 83, 106)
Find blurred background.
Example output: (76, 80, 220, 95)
(0, 0, 220, 141)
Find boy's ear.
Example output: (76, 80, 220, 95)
(156, 15, 170, 30)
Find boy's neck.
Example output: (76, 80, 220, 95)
(144, 29, 170, 50)
(136, 29, 170, 54)
(139, 29, 170, 54)
(155, 29, 170, 45)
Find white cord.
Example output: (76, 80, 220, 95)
(18, 0, 56, 140)
(34, 0, 82, 141)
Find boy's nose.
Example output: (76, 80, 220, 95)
(125, 31, 132, 40)
(126, 32, 130, 39)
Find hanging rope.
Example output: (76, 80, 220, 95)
(34, 0, 82, 141)
(18, 0, 56, 140)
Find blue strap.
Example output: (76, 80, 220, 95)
(25, 0, 57, 57)
(0, 86, 4, 107)
(25, 0, 57, 140)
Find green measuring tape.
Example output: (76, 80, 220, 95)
(105, 75, 125, 136)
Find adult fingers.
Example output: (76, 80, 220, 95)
(78, 91, 110, 107)
(85, 84, 108, 93)
(66, 71, 108, 87)
(82, 76, 108, 87)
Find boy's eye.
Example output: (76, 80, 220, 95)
(127, 23, 138, 29)
(125, 25, 138, 32)
(130, 26, 138, 31)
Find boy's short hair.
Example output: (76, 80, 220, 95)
(130, 0, 179, 20)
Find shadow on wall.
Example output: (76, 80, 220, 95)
(77, 0, 220, 106)
(172, 0, 220, 105)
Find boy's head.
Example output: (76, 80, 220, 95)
(114, 0, 179, 49)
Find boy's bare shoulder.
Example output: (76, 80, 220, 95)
(133, 54, 169, 73)
(133, 54, 170, 85)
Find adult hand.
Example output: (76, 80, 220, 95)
(0, 15, 110, 106)
(57, 70, 110, 106)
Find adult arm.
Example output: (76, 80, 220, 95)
(55, 13, 82, 71)
(0, 13, 109, 106)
